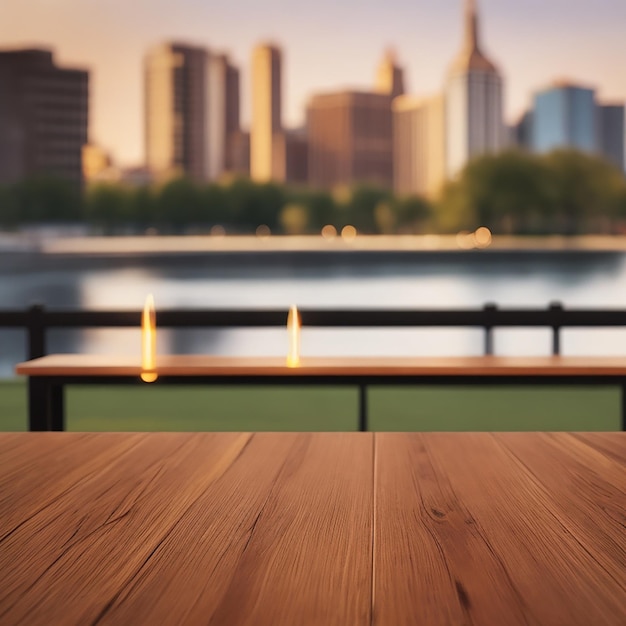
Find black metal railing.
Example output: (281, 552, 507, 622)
(1, 301, 626, 359)
(4, 302, 626, 431)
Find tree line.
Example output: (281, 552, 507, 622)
(1, 149, 625, 235)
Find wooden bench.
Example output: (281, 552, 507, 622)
(16, 354, 626, 431)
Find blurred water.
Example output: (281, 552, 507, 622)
(2, 250, 626, 378)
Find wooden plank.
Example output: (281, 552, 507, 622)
(0, 433, 373, 626)
(96, 433, 373, 626)
(16, 353, 626, 377)
(572, 432, 626, 464)
(0, 432, 251, 624)
(0, 433, 144, 539)
(374, 433, 626, 626)
(495, 432, 626, 579)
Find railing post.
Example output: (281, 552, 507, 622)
(549, 301, 563, 355)
(27, 303, 46, 359)
(483, 303, 497, 356)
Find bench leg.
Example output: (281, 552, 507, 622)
(28, 378, 50, 431)
(358, 385, 368, 432)
(620, 382, 626, 432)
(50, 384, 65, 432)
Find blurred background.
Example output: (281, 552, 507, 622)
(1, 0, 625, 430)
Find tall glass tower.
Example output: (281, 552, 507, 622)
(532, 83, 597, 154)
(445, 0, 505, 178)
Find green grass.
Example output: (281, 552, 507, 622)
(0, 381, 619, 431)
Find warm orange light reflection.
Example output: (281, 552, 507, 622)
(456, 230, 475, 249)
(141, 294, 158, 382)
(321, 224, 337, 239)
(475, 226, 492, 248)
(341, 225, 357, 241)
(256, 224, 271, 238)
(286, 304, 300, 367)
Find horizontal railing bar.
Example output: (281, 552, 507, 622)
(1, 307, 626, 328)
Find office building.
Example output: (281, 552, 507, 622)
(393, 94, 445, 198)
(272, 130, 308, 185)
(532, 82, 597, 155)
(228, 130, 250, 176)
(211, 53, 241, 174)
(0, 49, 88, 187)
(598, 104, 625, 171)
(307, 90, 393, 189)
(445, 0, 505, 177)
(512, 111, 533, 150)
(145, 42, 239, 182)
(251, 43, 282, 182)
(375, 49, 405, 100)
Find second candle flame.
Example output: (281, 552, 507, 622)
(141, 294, 158, 382)
(286, 305, 300, 368)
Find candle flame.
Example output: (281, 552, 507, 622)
(141, 294, 158, 382)
(286, 305, 300, 368)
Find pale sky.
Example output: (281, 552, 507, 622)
(2, 0, 625, 166)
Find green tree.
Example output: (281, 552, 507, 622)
(14, 177, 82, 223)
(436, 179, 477, 233)
(223, 178, 285, 232)
(393, 195, 433, 234)
(345, 185, 391, 234)
(452, 151, 552, 234)
(129, 186, 156, 230)
(301, 190, 337, 232)
(85, 184, 131, 232)
(199, 183, 228, 227)
(280, 203, 309, 235)
(155, 178, 202, 231)
(542, 150, 626, 234)
(0, 185, 19, 229)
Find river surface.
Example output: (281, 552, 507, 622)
(2, 249, 626, 378)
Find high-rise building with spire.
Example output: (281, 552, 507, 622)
(445, 0, 505, 177)
(375, 49, 405, 100)
(251, 43, 282, 182)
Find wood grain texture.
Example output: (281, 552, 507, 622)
(374, 433, 626, 626)
(16, 354, 626, 377)
(0, 433, 251, 625)
(495, 433, 626, 581)
(572, 431, 626, 464)
(1, 433, 624, 625)
(0, 433, 373, 626)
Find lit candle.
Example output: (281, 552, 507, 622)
(286, 304, 300, 367)
(141, 294, 158, 382)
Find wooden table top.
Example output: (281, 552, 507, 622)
(16, 354, 626, 377)
(0, 432, 624, 625)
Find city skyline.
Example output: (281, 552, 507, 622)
(1, 0, 625, 166)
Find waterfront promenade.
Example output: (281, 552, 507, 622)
(5, 233, 626, 256)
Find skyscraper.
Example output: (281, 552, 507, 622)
(251, 43, 282, 182)
(0, 49, 88, 187)
(221, 55, 241, 173)
(145, 42, 238, 182)
(445, 0, 505, 177)
(532, 82, 597, 155)
(393, 94, 445, 198)
(208, 53, 241, 179)
(598, 104, 625, 171)
(375, 49, 405, 100)
(272, 130, 308, 185)
(307, 91, 393, 189)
